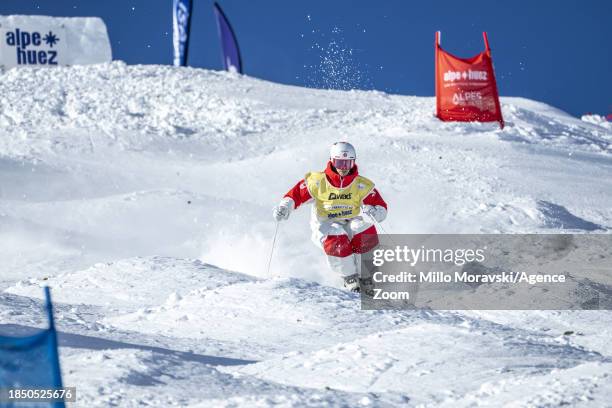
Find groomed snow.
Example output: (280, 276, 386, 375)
(1, 62, 611, 406)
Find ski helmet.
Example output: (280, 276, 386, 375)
(329, 142, 356, 170)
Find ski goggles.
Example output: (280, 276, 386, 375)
(332, 158, 355, 170)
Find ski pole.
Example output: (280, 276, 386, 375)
(372, 217, 391, 235)
(266, 221, 280, 277)
(365, 213, 400, 247)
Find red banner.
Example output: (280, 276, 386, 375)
(435, 32, 504, 128)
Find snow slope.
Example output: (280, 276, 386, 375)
(1, 62, 611, 407)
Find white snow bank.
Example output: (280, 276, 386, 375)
(235, 322, 608, 406)
(0, 63, 610, 160)
(105, 277, 438, 358)
(62, 348, 391, 408)
(7, 256, 253, 309)
(581, 114, 612, 130)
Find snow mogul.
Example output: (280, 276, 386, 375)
(273, 142, 388, 292)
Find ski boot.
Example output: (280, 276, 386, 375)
(359, 277, 375, 297)
(343, 274, 360, 292)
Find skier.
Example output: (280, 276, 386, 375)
(273, 142, 388, 292)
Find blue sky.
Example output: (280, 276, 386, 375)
(1, 0, 610, 117)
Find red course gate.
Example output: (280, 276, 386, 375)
(435, 31, 504, 128)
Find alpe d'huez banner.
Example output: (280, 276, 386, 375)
(0, 15, 111, 68)
(435, 31, 504, 128)
(213, 2, 243, 74)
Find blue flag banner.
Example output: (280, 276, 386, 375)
(213, 2, 243, 74)
(172, 0, 192, 66)
(0, 287, 64, 408)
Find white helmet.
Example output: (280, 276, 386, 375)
(329, 142, 356, 170)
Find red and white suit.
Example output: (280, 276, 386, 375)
(280, 162, 387, 277)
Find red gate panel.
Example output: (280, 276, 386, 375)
(435, 31, 504, 128)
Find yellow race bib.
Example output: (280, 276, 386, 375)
(305, 172, 374, 220)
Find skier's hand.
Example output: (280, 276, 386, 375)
(273, 205, 290, 221)
(362, 205, 387, 223)
(273, 198, 294, 221)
